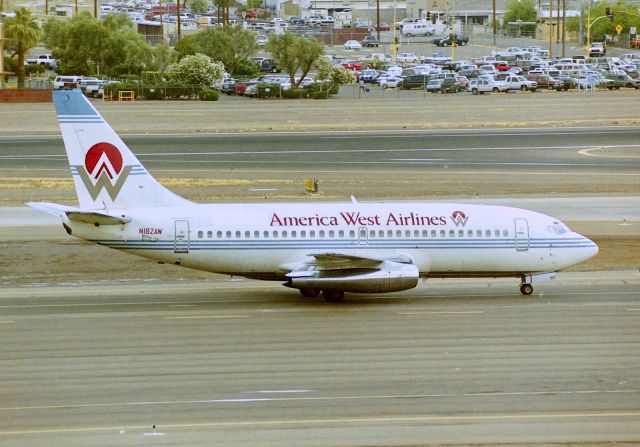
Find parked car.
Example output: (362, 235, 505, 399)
(606, 73, 640, 89)
(258, 59, 281, 73)
(527, 73, 562, 90)
(344, 39, 362, 50)
(439, 77, 459, 93)
(221, 77, 237, 94)
(396, 52, 418, 64)
(53, 75, 82, 90)
(376, 22, 390, 31)
(433, 34, 469, 46)
(379, 75, 403, 88)
(470, 78, 508, 94)
(358, 69, 379, 83)
(501, 75, 537, 92)
(425, 79, 443, 93)
(361, 35, 379, 47)
(400, 74, 429, 89)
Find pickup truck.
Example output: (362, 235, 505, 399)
(26, 54, 57, 69)
(491, 47, 530, 61)
(258, 59, 281, 73)
(500, 75, 537, 92)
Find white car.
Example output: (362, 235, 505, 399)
(344, 40, 362, 50)
(378, 75, 403, 89)
(396, 52, 418, 64)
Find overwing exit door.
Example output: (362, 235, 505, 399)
(174, 220, 190, 254)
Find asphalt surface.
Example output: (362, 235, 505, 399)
(1, 272, 640, 446)
(1, 127, 640, 204)
(1, 94, 639, 446)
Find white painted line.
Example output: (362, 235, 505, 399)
(397, 311, 484, 316)
(164, 315, 249, 320)
(0, 320, 16, 324)
(254, 390, 315, 394)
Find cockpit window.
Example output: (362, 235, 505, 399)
(553, 221, 569, 235)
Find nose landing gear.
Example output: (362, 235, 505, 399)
(520, 283, 534, 295)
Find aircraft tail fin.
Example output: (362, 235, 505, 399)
(52, 89, 191, 210)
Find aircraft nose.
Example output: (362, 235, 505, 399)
(579, 236, 599, 262)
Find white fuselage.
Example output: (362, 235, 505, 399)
(66, 202, 598, 280)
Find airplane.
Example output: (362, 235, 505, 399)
(29, 90, 598, 302)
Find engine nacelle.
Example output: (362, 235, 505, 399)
(287, 263, 419, 294)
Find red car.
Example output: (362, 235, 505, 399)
(341, 61, 363, 71)
(631, 37, 640, 48)
(376, 22, 390, 31)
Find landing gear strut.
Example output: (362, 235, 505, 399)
(520, 283, 533, 296)
(322, 290, 344, 303)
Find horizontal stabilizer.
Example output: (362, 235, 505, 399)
(27, 202, 130, 225)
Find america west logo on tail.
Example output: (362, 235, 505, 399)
(73, 142, 133, 201)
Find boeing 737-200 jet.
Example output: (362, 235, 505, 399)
(29, 90, 598, 302)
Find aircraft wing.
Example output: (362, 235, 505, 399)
(27, 202, 130, 225)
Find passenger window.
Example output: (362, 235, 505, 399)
(405, 230, 411, 238)
(263, 230, 269, 238)
(440, 230, 445, 237)
(329, 230, 335, 237)
(349, 230, 355, 238)
(339, 230, 344, 238)
(495, 229, 500, 237)
(422, 230, 428, 237)
(254, 230, 260, 238)
(226, 231, 232, 238)
(273, 231, 278, 238)
(379, 230, 384, 238)
(396, 230, 402, 238)
(245, 231, 250, 238)
(282, 230, 288, 238)
(207, 231, 212, 238)
(198, 231, 203, 238)
(309, 230, 315, 238)
(503, 229, 508, 237)
(477, 229, 482, 237)
(217, 231, 222, 238)
(431, 230, 436, 237)
(319, 230, 325, 238)
(449, 230, 455, 237)
(467, 230, 473, 237)
(485, 230, 491, 237)
(235, 231, 241, 238)
(301, 231, 306, 238)
(292, 230, 297, 238)
(369, 230, 375, 238)
(459, 230, 464, 237)
(387, 230, 393, 238)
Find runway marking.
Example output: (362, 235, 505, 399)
(164, 315, 249, 320)
(626, 308, 640, 312)
(2, 389, 637, 412)
(0, 320, 15, 323)
(396, 311, 484, 316)
(578, 147, 640, 158)
(2, 411, 640, 436)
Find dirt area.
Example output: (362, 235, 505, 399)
(1, 234, 636, 287)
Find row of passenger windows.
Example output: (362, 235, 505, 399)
(196, 228, 511, 239)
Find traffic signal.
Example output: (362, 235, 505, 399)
(605, 7, 614, 21)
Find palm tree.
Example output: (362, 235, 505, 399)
(4, 8, 42, 88)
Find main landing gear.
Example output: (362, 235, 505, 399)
(299, 288, 344, 303)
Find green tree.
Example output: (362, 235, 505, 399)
(502, 0, 537, 34)
(188, 0, 208, 15)
(3, 7, 42, 88)
(43, 12, 153, 77)
(168, 53, 224, 87)
(174, 25, 258, 75)
(150, 43, 175, 75)
(315, 57, 355, 88)
(570, 1, 640, 43)
(265, 32, 323, 87)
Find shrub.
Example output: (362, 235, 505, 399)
(282, 87, 309, 99)
(24, 64, 45, 76)
(257, 82, 282, 98)
(312, 90, 329, 99)
(199, 89, 220, 101)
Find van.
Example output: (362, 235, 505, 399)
(53, 76, 83, 90)
(401, 22, 434, 37)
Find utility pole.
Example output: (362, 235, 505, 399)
(492, 0, 496, 47)
(177, 0, 181, 41)
(561, 0, 566, 57)
(548, 0, 553, 59)
(376, 0, 380, 42)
